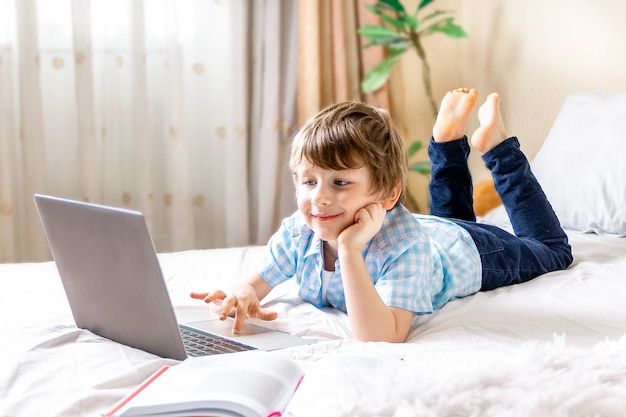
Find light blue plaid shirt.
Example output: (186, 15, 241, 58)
(257, 205, 481, 315)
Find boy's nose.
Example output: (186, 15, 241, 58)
(311, 184, 331, 205)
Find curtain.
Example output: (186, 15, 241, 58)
(296, 0, 389, 125)
(249, 0, 299, 245)
(0, 0, 298, 262)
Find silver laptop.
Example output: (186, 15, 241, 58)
(34, 194, 313, 360)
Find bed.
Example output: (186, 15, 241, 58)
(2, 91, 626, 416)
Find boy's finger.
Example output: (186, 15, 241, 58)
(231, 301, 249, 334)
(218, 296, 236, 321)
(206, 290, 227, 302)
(189, 291, 208, 300)
(190, 290, 227, 303)
(252, 307, 278, 321)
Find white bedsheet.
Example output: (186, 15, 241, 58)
(1, 232, 626, 416)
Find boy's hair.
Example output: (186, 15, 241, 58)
(289, 101, 408, 207)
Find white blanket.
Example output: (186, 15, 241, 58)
(1, 231, 626, 416)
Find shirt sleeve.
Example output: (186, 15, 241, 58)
(257, 216, 299, 287)
(373, 236, 439, 315)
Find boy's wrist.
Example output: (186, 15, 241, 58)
(337, 244, 364, 259)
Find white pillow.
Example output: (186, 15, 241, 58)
(530, 91, 626, 236)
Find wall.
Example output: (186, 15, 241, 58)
(389, 0, 626, 212)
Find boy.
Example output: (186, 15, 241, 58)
(191, 88, 573, 343)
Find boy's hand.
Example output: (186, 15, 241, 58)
(338, 202, 386, 251)
(190, 284, 278, 334)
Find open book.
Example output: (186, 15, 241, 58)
(104, 351, 304, 417)
(105, 350, 403, 417)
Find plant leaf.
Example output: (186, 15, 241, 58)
(367, 35, 408, 47)
(374, 2, 397, 13)
(422, 9, 449, 23)
(358, 26, 407, 48)
(404, 14, 420, 31)
(380, 13, 406, 31)
(380, 0, 405, 13)
(361, 55, 402, 93)
(362, 37, 407, 50)
(358, 25, 399, 40)
(407, 141, 423, 157)
(409, 161, 432, 175)
(422, 18, 468, 38)
(417, 0, 434, 11)
(388, 42, 409, 53)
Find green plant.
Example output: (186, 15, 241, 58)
(358, 0, 467, 210)
(359, 0, 467, 118)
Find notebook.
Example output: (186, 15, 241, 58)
(34, 194, 313, 360)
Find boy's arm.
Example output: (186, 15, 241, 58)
(190, 272, 277, 334)
(339, 247, 414, 342)
(337, 202, 415, 343)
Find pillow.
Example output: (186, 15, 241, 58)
(473, 179, 502, 217)
(530, 91, 626, 236)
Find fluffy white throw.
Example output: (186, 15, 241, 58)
(286, 336, 626, 417)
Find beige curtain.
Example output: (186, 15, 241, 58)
(0, 0, 297, 262)
(297, 0, 390, 125)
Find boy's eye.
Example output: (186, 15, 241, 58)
(303, 179, 316, 186)
(334, 179, 349, 186)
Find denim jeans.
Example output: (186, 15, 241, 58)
(428, 136, 573, 291)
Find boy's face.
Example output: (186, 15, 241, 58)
(294, 163, 380, 243)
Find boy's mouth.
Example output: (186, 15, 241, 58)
(312, 213, 340, 222)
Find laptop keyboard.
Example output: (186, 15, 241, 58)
(179, 324, 256, 357)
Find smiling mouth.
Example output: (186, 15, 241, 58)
(312, 213, 340, 222)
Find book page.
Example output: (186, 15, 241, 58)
(112, 351, 304, 417)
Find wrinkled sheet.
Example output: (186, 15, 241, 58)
(1, 232, 626, 416)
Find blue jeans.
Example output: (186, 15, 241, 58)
(428, 136, 573, 291)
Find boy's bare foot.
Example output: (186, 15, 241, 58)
(470, 92, 507, 153)
(432, 88, 478, 142)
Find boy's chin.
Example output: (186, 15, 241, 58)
(307, 219, 352, 243)
(317, 233, 339, 243)
(313, 229, 340, 243)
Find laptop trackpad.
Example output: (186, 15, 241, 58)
(176, 309, 273, 336)
(185, 319, 313, 350)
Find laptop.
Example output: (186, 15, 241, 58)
(34, 194, 313, 360)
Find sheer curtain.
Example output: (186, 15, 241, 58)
(0, 0, 298, 262)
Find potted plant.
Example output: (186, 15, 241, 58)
(358, 0, 467, 210)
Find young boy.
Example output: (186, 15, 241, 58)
(191, 88, 573, 343)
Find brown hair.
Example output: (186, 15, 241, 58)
(289, 101, 408, 206)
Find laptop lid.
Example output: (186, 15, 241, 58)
(34, 194, 311, 360)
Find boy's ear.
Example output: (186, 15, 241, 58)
(381, 184, 403, 210)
